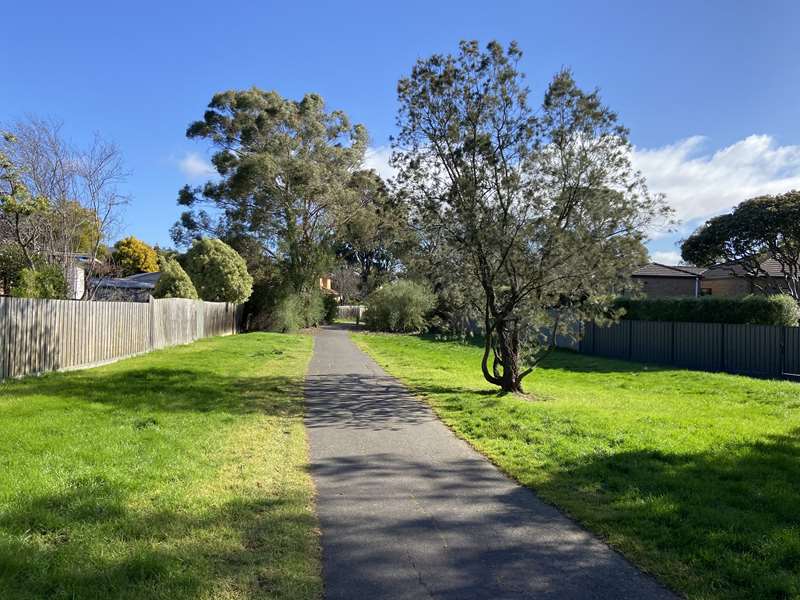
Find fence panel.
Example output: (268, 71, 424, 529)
(786, 327, 800, 378)
(724, 324, 783, 377)
(630, 320, 673, 364)
(593, 321, 630, 359)
(0, 296, 239, 381)
(673, 322, 723, 372)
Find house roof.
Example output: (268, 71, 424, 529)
(632, 263, 706, 278)
(704, 258, 789, 279)
(92, 272, 161, 289)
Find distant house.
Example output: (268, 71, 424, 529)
(632, 259, 790, 298)
(319, 274, 341, 301)
(92, 272, 161, 302)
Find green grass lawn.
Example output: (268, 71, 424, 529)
(0, 332, 321, 600)
(353, 332, 800, 600)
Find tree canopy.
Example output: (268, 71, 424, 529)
(183, 238, 253, 304)
(394, 41, 668, 392)
(112, 236, 158, 276)
(681, 191, 800, 301)
(173, 89, 367, 297)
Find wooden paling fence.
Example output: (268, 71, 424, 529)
(0, 297, 241, 380)
(579, 320, 800, 380)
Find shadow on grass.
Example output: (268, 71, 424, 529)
(532, 427, 800, 599)
(3, 367, 305, 416)
(0, 479, 317, 599)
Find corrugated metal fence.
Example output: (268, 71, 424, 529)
(0, 297, 241, 380)
(579, 320, 800, 379)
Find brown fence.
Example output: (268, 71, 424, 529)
(579, 320, 800, 380)
(0, 297, 241, 380)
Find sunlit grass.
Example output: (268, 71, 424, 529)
(0, 332, 320, 600)
(353, 332, 800, 600)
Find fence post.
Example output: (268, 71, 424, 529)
(781, 326, 787, 379)
(149, 296, 156, 350)
(720, 323, 726, 372)
(670, 321, 676, 364)
(627, 321, 633, 360)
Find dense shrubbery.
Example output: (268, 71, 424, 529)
(364, 280, 435, 332)
(323, 294, 339, 324)
(246, 283, 327, 332)
(153, 257, 198, 299)
(614, 294, 800, 326)
(12, 266, 67, 299)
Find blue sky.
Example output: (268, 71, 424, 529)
(4, 0, 800, 262)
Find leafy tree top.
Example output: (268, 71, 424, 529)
(681, 190, 800, 301)
(112, 236, 158, 276)
(153, 256, 198, 299)
(183, 237, 253, 304)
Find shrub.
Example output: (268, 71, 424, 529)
(12, 266, 67, 299)
(112, 236, 158, 276)
(365, 280, 436, 332)
(323, 294, 339, 324)
(152, 257, 198, 299)
(614, 294, 800, 326)
(183, 238, 253, 304)
(266, 288, 326, 332)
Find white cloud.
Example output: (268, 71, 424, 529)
(632, 135, 800, 225)
(364, 146, 395, 181)
(178, 152, 215, 180)
(649, 250, 683, 265)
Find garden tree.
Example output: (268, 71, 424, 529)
(0, 118, 128, 298)
(394, 41, 668, 392)
(681, 191, 800, 302)
(183, 238, 253, 304)
(12, 266, 67, 299)
(0, 241, 28, 293)
(335, 170, 412, 296)
(152, 256, 198, 299)
(172, 89, 367, 317)
(112, 236, 158, 276)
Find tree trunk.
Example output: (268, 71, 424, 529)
(481, 316, 525, 393)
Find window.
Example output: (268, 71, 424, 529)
(700, 287, 712, 296)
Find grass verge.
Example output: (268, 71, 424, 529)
(0, 332, 320, 600)
(353, 332, 800, 600)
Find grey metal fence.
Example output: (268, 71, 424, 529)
(579, 320, 800, 380)
(0, 296, 242, 381)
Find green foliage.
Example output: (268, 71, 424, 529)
(0, 242, 27, 292)
(354, 332, 800, 600)
(112, 236, 159, 276)
(681, 191, 800, 301)
(152, 257, 198, 299)
(323, 294, 339, 324)
(263, 288, 325, 333)
(11, 266, 67, 299)
(365, 280, 436, 332)
(183, 238, 253, 304)
(614, 294, 800, 326)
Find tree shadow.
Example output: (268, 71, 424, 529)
(531, 427, 800, 599)
(3, 367, 305, 416)
(0, 478, 318, 599)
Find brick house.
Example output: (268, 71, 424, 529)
(632, 260, 790, 298)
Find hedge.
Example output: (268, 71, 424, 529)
(614, 294, 800, 326)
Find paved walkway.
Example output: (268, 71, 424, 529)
(305, 326, 675, 599)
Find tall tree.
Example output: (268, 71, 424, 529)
(173, 89, 367, 299)
(112, 236, 159, 276)
(394, 41, 668, 392)
(335, 169, 411, 297)
(681, 191, 800, 301)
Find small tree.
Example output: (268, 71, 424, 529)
(183, 238, 253, 303)
(365, 280, 436, 332)
(394, 41, 668, 392)
(112, 236, 158, 276)
(12, 266, 67, 299)
(681, 191, 800, 302)
(153, 257, 198, 299)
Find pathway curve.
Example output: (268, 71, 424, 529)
(305, 325, 676, 599)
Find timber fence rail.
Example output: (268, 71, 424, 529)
(579, 319, 800, 380)
(0, 297, 241, 380)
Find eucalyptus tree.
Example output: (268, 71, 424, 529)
(173, 89, 368, 301)
(681, 191, 800, 302)
(394, 41, 668, 392)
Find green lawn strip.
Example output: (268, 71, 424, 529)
(0, 332, 321, 600)
(352, 332, 800, 600)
